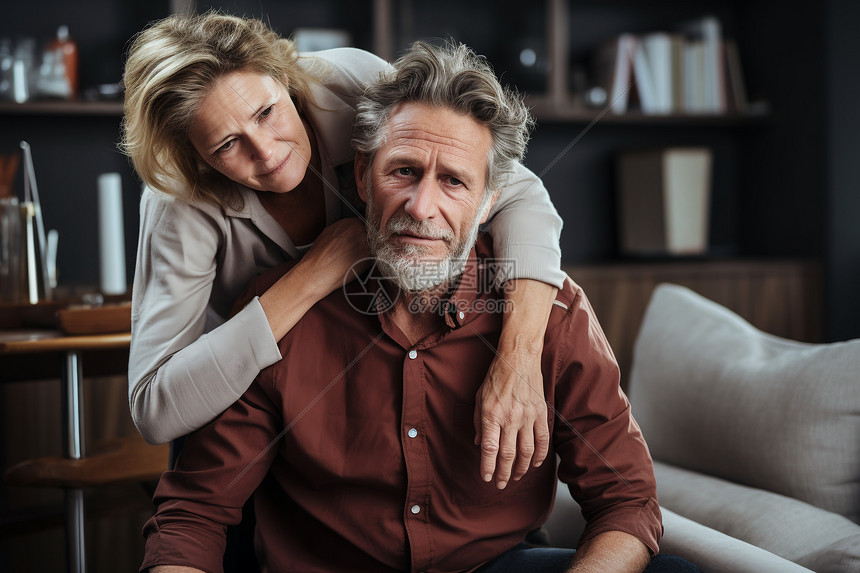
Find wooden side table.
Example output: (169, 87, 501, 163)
(0, 330, 168, 573)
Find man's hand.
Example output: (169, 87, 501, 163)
(473, 278, 557, 489)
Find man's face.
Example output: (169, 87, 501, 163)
(357, 102, 497, 292)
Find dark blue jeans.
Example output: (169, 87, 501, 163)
(475, 543, 701, 573)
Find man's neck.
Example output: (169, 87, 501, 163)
(388, 285, 450, 346)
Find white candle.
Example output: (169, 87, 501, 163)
(98, 173, 126, 295)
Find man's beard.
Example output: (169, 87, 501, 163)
(364, 186, 488, 294)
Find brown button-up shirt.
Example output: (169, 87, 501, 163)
(141, 237, 661, 573)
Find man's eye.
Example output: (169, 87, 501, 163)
(397, 167, 413, 176)
(448, 177, 463, 186)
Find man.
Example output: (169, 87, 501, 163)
(142, 42, 693, 573)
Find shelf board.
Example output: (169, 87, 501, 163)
(526, 96, 770, 126)
(0, 100, 123, 116)
(1, 97, 769, 125)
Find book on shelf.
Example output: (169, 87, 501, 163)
(680, 15, 727, 113)
(616, 147, 713, 256)
(724, 38, 749, 113)
(632, 40, 658, 113)
(590, 16, 750, 116)
(639, 33, 681, 114)
(592, 34, 637, 114)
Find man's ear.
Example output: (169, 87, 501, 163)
(479, 190, 501, 224)
(355, 154, 370, 202)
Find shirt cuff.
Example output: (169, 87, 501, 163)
(207, 297, 282, 395)
(580, 497, 663, 557)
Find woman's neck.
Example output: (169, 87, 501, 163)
(257, 113, 327, 245)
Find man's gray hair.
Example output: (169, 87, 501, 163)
(352, 41, 534, 192)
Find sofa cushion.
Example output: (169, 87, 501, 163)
(654, 461, 860, 572)
(795, 535, 860, 573)
(628, 284, 860, 523)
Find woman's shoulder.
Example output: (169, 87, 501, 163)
(301, 47, 391, 97)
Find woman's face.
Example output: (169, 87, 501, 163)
(188, 69, 311, 194)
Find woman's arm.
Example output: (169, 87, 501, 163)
(128, 190, 281, 444)
(473, 278, 556, 488)
(129, 190, 367, 445)
(474, 162, 564, 488)
(260, 218, 369, 340)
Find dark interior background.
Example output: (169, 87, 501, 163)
(0, 0, 856, 341)
(1, 1, 859, 571)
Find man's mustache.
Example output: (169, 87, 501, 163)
(384, 214, 454, 243)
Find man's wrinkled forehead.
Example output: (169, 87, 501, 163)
(378, 102, 491, 184)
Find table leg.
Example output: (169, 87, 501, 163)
(62, 350, 86, 573)
(65, 489, 86, 573)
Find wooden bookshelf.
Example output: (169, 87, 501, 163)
(0, 101, 123, 117)
(525, 95, 771, 125)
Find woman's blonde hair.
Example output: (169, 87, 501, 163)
(121, 11, 320, 207)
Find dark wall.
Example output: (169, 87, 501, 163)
(826, 0, 860, 340)
(737, 1, 826, 260)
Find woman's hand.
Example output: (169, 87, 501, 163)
(474, 347, 549, 489)
(473, 278, 557, 489)
(296, 217, 371, 293)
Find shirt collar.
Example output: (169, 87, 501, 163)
(362, 235, 498, 344)
(441, 234, 497, 329)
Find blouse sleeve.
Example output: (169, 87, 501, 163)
(483, 163, 566, 289)
(128, 189, 281, 444)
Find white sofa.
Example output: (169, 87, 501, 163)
(546, 284, 860, 572)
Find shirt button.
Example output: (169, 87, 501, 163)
(458, 311, 465, 320)
(407, 428, 418, 438)
(410, 504, 421, 515)
(408, 349, 418, 359)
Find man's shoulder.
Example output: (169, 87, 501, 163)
(542, 276, 608, 362)
(232, 260, 301, 318)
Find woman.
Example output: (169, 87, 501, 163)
(122, 12, 566, 488)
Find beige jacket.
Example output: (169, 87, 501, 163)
(129, 47, 564, 444)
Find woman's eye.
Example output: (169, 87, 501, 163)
(216, 140, 235, 154)
(260, 105, 274, 119)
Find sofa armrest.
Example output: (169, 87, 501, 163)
(545, 481, 813, 573)
(660, 508, 813, 573)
